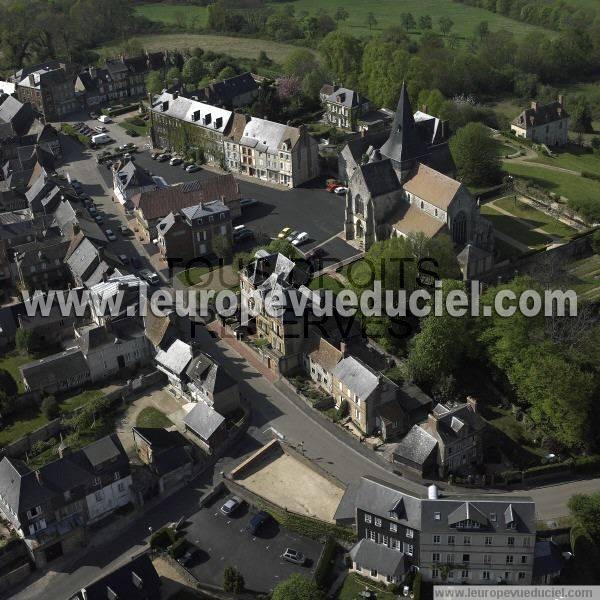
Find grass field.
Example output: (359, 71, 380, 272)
(493, 196, 576, 239)
(503, 161, 600, 207)
(135, 406, 173, 429)
(337, 573, 396, 600)
(309, 273, 345, 294)
(481, 203, 552, 248)
(135, 3, 209, 28)
(529, 146, 600, 176)
(100, 34, 313, 63)
(494, 139, 519, 157)
(0, 351, 32, 393)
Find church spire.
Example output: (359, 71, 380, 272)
(380, 82, 427, 167)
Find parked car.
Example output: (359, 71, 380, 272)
(157, 153, 171, 162)
(246, 511, 270, 536)
(326, 180, 343, 192)
(177, 545, 200, 567)
(151, 152, 161, 160)
(183, 161, 195, 169)
(70, 180, 82, 191)
(292, 232, 308, 246)
(286, 230, 299, 242)
(132, 256, 142, 269)
(220, 496, 243, 516)
(105, 228, 116, 241)
(277, 227, 292, 239)
(120, 225, 131, 236)
(240, 198, 258, 209)
(169, 157, 183, 166)
(185, 164, 200, 173)
(333, 186, 348, 195)
(87, 205, 97, 216)
(94, 126, 107, 133)
(98, 114, 111, 123)
(282, 548, 305, 565)
(89, 112, 98, 119)
(119, 254, 129, 264)
(94, 214, 103, 224)
(118, 144, 129, 151)
(139, 269, 160, 285)
(234, 229, 254, 242)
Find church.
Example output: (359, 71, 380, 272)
(343, 84, 494, 278)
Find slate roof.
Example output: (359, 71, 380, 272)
(403, 163, 463, 211)
(457, 243, 492, 272)
(393, 424, 438, 466)
(132, 175, 239, 221)
(66, 236, 101, 281)
(183, 401, 225, 440)
(83, 435, 124, 467)
(349, 539, 409, 577)
(180, 199, 229, 221)
(14, 236, 70, 267)
(185, 353, 236, 395)
(392, 201, 447, 238)
(115, 161, 155, 190)
(235, 117, 301, 154)
(195, 72, 258, 106)
(423, 401, 486, 444)
(533, 540, 565, 577)
(512, 100, 568, 129)
(20, 348, 89, 389)
(326, 87, 364, 108)
(356, 159, 399, 198)
(143, 311, 177, 349)
(155, 339, 194, 376)
(0, 95, 25, 125)
(75, 553, 161, 600)
(332, 356, 381, 400)
(343, 131, 390, 164)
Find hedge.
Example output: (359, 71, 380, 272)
(150, 526, 177, 550)
(570, 525, 600, 584)
(314, 535, 337, 589)
(497, 454, 600, 484)
(102, 103, 139, 117)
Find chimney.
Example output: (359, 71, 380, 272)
(428, 484, 439, 500)
(441, 119, 448, 140)
(28, 74, 35, 85)
(172, 91, 179, 100)
(427, 412, 438, 432)
(35, 470, 42, 484)
(339, 340, 347, 358)
(558, 94, 565, 108)
(466, 396, 477, 413)
(531, 100, 538, 111)
(422, 104, 428, 114)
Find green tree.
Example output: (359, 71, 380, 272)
(217, 66, 237, 81)
(212, 233, 232, 263)
(476, 21, 490, 41)
(438, 16, 454, 36)
(334, 7, 349, 22)
(166, 67, 181, 86)
(41, 395, 59, 420)
(319, 31, 363, 89)
(283, 48, 321, 81)
(15, 327, 34, 355)
(413, 571, 423, 600)
(418, 15, 432, 30)
(146, 71, 164, 96)
(449, 122, 502, 186)
(272, 574, 324, 600)
(400, 12, 416, 30)
(0, 368, 17, 397)
(569, 493, 600, 541)
(570, 96, 594, 133)
(223, 567, 244, 593)
(592, 229, 600, 254)
(182, 57, 204, 86)
(367, 12, 377, 30)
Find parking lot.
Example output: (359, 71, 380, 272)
(64, 113, 360, 264)
(183, 493, 321, 593)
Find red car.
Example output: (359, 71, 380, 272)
(326, 181, 342, 192)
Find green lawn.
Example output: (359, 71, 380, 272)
(503, 161, 600, 208)
(480, 203, 552, 248)
(135, 3, 209, 27)
(0, 408, 48, 447)
(135, 406, 173, 429)
(528, 145, 600, 177)
(340, 259, 377, 289)
(337, 573, 396, 600)
(99, 34, 313, 63)
(494, 139, 518, 157)
(567, 254, 600, 301)
(0, 351, 33, 393)
(493, 196, 576, 239)
(177, 266, 213, 286)
(60, 389, 104, 414)
(309, 274, 345, 294)
(118, 118, 149, 137)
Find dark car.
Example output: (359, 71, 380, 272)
(177, 545, 200, 567)
(131, 256, 142, 269)
(247, 511, 270, 536)
(234, 229, 254, 243)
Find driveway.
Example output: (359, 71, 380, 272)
(185, 492, 321, 593)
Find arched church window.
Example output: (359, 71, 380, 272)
(452, 212, 467, 244)
(355, 194, 365, 216)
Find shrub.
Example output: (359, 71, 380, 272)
(41, 396, 59, 420)
(0, 368, 17, 397)
(334, 399, 348, 422)
(150, 526, 177, 550)
(574, 455, 600, 475)
(314, 535, 337, 589)
(223, 566, 244, 593)
(413, 571, 423, 600)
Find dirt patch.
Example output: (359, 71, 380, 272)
(236, 452, 344, 523)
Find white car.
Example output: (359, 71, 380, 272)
(291, 232, 308, 246)
(170, 157, 183, 166)
(282, 548, 305, 565)
(220, 496, 243, 516)
(105, 228, 116, 241)
(185, 164, 200, 173)
(139, 269, 160, 285)
(333, 186, 348, 195)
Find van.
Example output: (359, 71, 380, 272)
(233, 225, 246, 233)
(97, 115, 111, 124)
(91, 133, 111, 145)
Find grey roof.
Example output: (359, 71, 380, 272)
(183, 401, 225, 440)
(20, 348, 89, 388)
(82, 435, 124, 467)
(0, 95, 25, 124)
(533, 540, 565, 577)
(180, 199, 229, 221)
(185, 353, 236, 395)
(333, 481, 361, 523)
(238, 117, 299, 155)
(349, 539, 409, 577)
(332, 356, 380, 400)
(115, 161, 155, 190)
(393, 424, 438, 466)
(356, 159, 399, 197)
(196, 72, 258, 106)
(326, 87, 364, 108)
(155, 339, 194, 376)
(156, 211, 176, 236)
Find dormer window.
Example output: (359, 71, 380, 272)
(490, 513, 497, 522)
(455, 519, 481, 529)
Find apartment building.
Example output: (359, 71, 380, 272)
(335, 476, 536, 586)
(224, 114, 319, 188)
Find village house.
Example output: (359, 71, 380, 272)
(393, 398, 486, 478)
(131, 175, 240, 242)
(149, 91, 233, 164)
(321, 85, 372, 131)
(14, 61, 78, 122)
(156, 199, 232, 263)
(224, 114, 319, 188)
(183, 401, 227, 454)
(13, 235, 72, 291)
(112, 160, 157, 206)
(335, 477, 536, 586)
(511, 97, 569, 146)
(0, 434, 131, 568)
(194, 71, 259, 108)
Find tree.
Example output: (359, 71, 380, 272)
(223, 567, 244, 593)
(418, 15, 432, 30)
(217, 66, 237, 81)
(413, 572, 423, 600)
(283, 48, 320, 81)
(570, 95, 594, 133)
(277, 75, 301, 100)
(334, 7, 349, 22)
(166, 67, 181, 86)
(41, 395, 59, 420)
(146, 71, 164, 97)
(569, 493, 600, 542)
(272, 574, 324, 600)
(319, 31, 363, 89)
(15, 327, 34, 355)
(0, 368, 17, 397)
(476, 21, 490, 41)
(438, 16, 454, 36)
(400, 13, 416, 30)
(449, 122, 502, 186)
(182, 57, 204, 86)
(592, 229, 600, 254)
(367, 13, 377, 31)
(212, 233, 232, 262)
